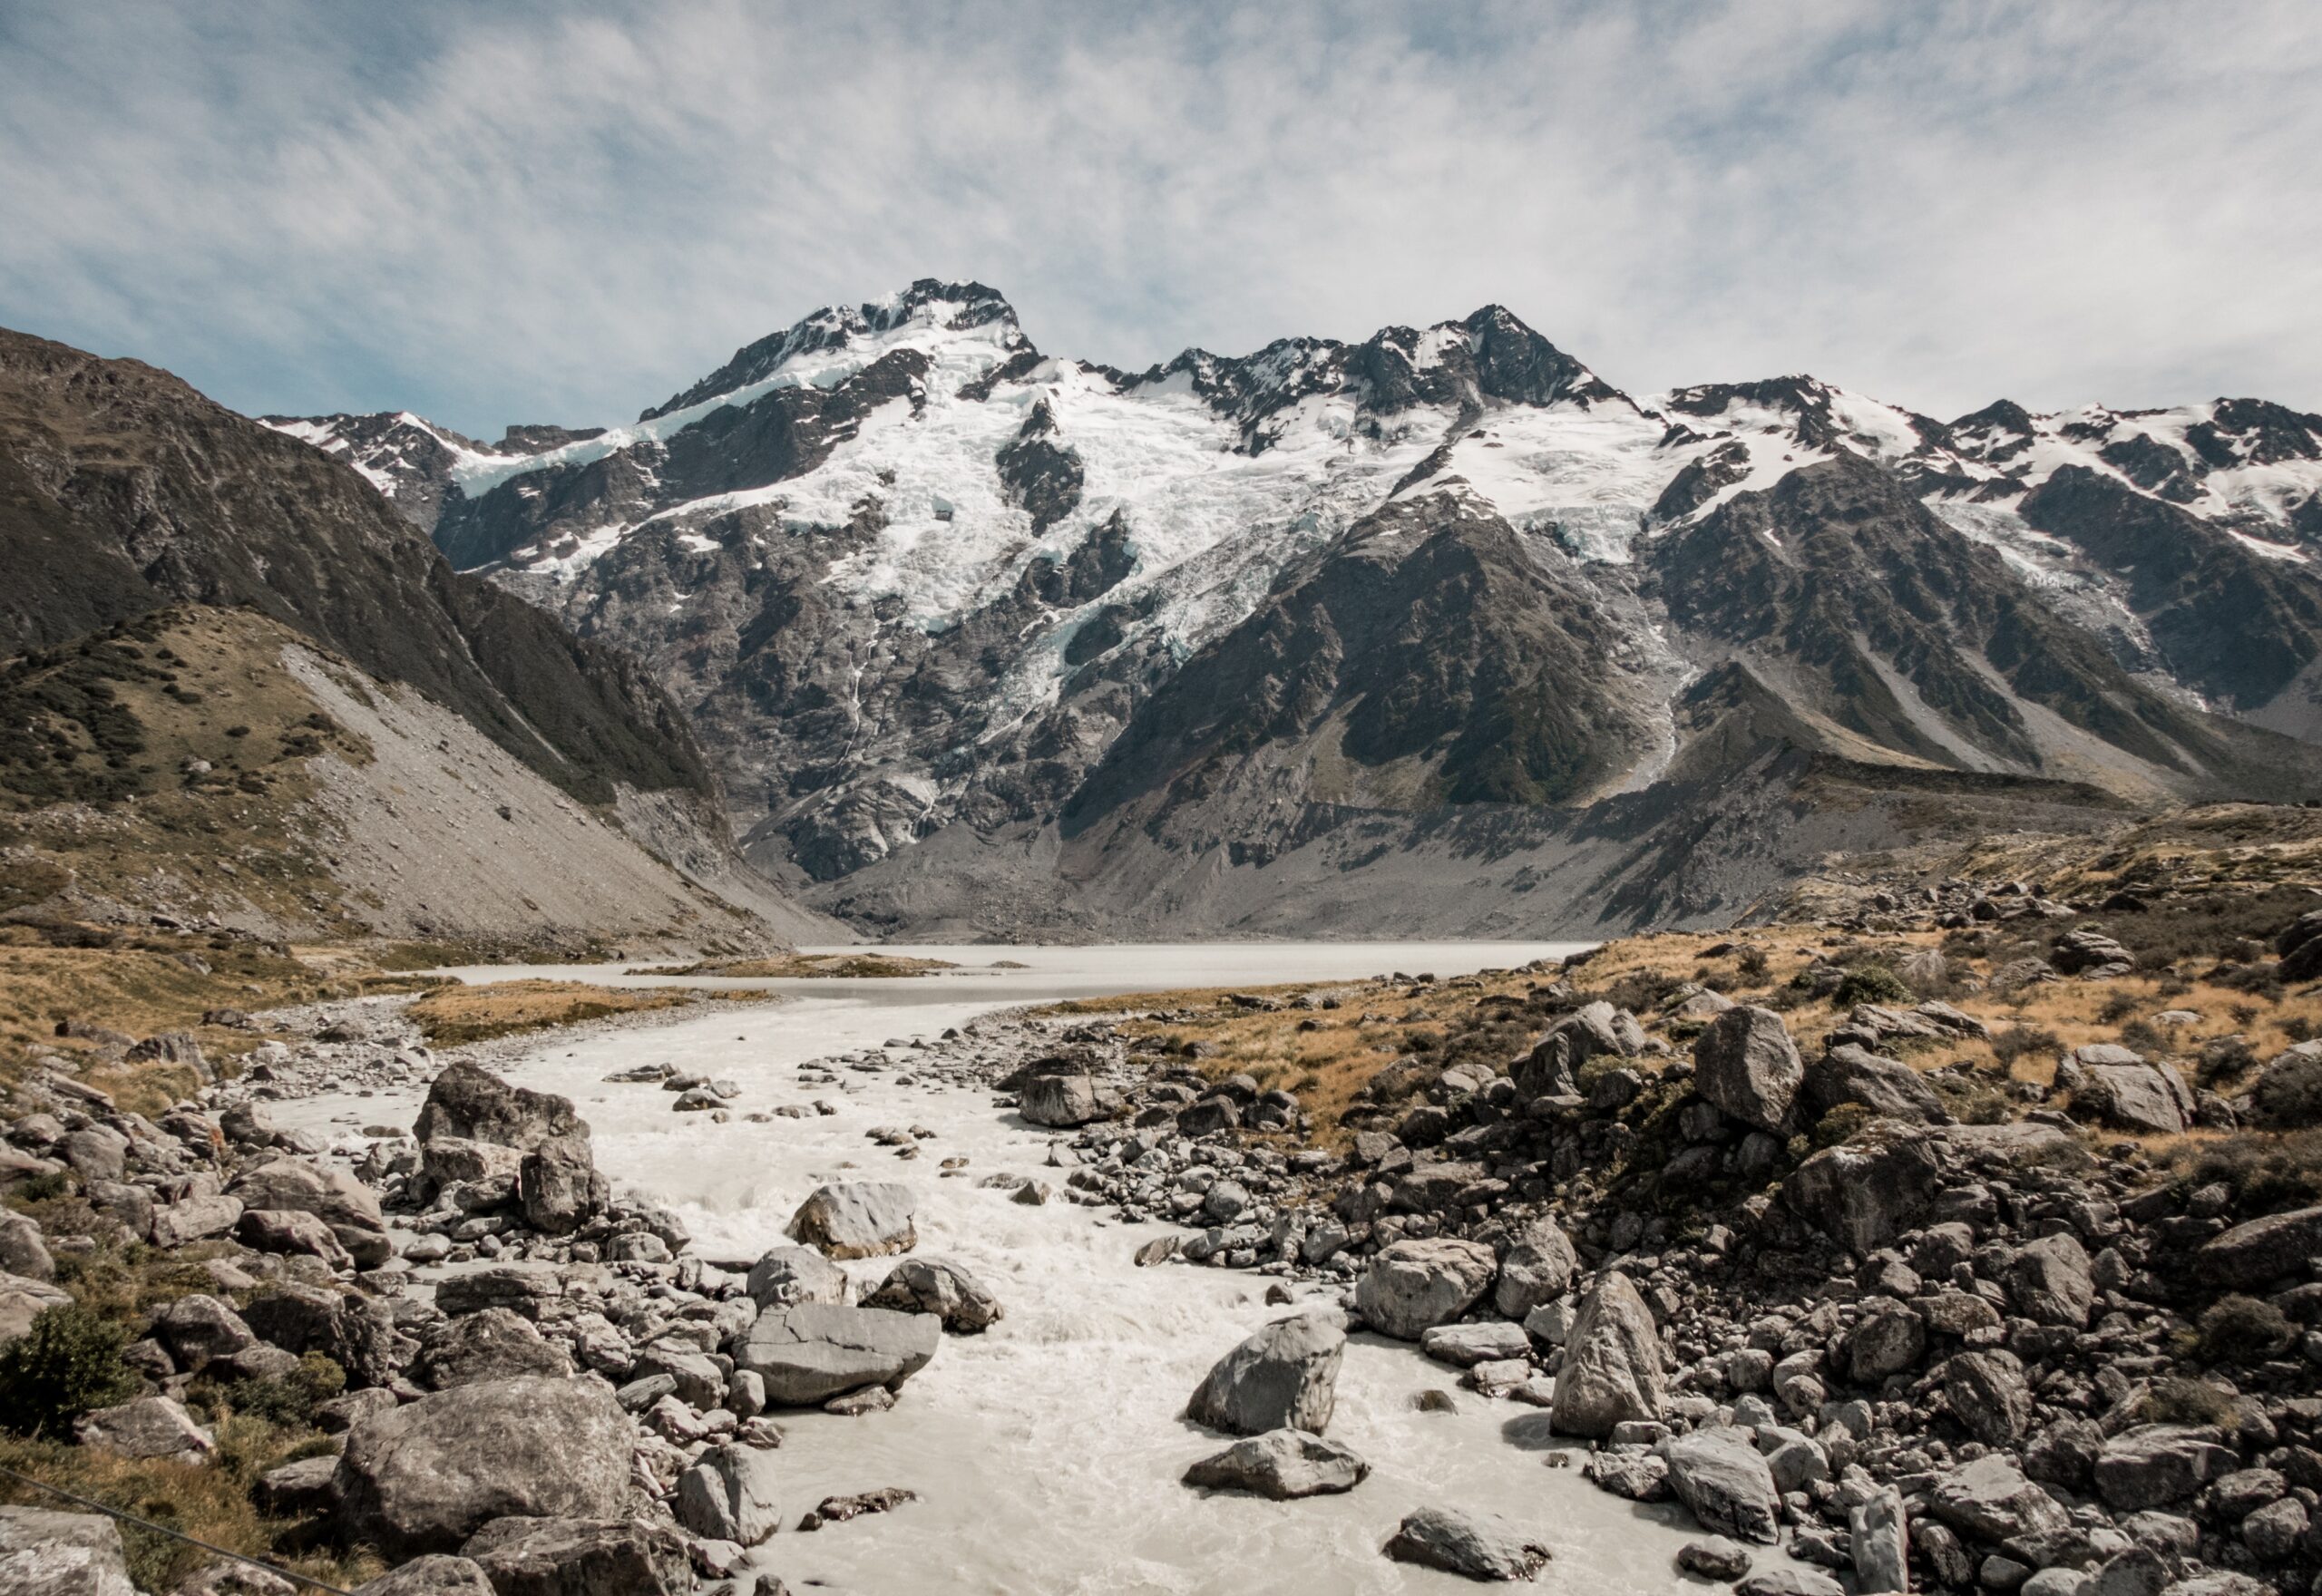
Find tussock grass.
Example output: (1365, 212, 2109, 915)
(403, 978, 766, 1047)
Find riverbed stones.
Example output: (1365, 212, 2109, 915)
(785, 1182, 918, 1259)
(1420, 1321, 1531, 1368)
(1183, 1428, 1369, 1499)
(1354, 1238, 1496, 1339)
(519, 1137, 605, 1236)
(736, 1303, 941, 1406)
(1382, 1506, 1551, 1582)
(1677, 1537, 1751, 1581)
(863, 1256, 1003, 1332)
(746, 1245, 851, 1309)
(0, 1505, 135, 1596)
(459, 1514, 690, 1596)
(1187, 1310, 1344, 1435)
(675, 1441, 784, 1545)
(1491, 1215, 1577, 1319)
(334, 1376, 633, 1557)
(414, 1307, 573, 1388)
(1553, 1272, 1667, 1437)
(1693, 1007, 1804, 1133)
(1658, 1426, 1781, 1543)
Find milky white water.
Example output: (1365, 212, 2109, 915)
(281, 944, 1772, 1594)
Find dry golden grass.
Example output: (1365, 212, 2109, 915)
(403, 978, 769, 1046)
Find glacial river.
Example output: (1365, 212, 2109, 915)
(281, 943, 1782, 1594)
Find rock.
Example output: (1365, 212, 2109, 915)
(459, 1515, 689, 1596)
(1693, 1007, 1805, 1133)
(1188, 1311, 1344, 1435)
(1353, 1238, 1496, 1339)
(745, 1246, 850, 1309)
(2092, 1425, 2238, 1511)
(334, 1377, 634, 1558)
(2065, 1056, 2190, 1134)
(2196, 1204, 2322, 1290)
(0, 1504, 135, 1596)
(1925, 1455, 2074, 1558)
(1183, 1428, 1369, 1499)
(1736, 1574, 1842, 1596)
(414, 1308, 573, 1388)
(1552, 1272, 1667, 1437)
(433, 1264, 563, 1319)
(1801, 1045, 1950, 1125)
(1583, 1451, 1670, 1501)
(348, 1556, 495, 1596)
(242, 1282, 401, 1388)
(226, 1158, 387, 1262)
(1847, 1299, 1927, 1382)
(1677, 1537, 1752, 1580)
(1850, 1485, 1909, 1594)
(2249, 1042, 2322, 1129)
(0, 1270, 72, 1348)
(1658, 1426, 1781, 1544)
(1018, 1072, 1105, 1127)
(414, 1061, 586, 1151)
(1381, 1506, 1551, 1582)
(254, 1455, 343, 1517)
(863, 1256, 1003, 1332)
(1943, 1349, 2035, 1445)
(0, 1215, 52, 1282)
(417, 1138, 522, 1204)
(2006, 1233, 2095, 1328)
(796, 1487, 915, 1531)
(1513, 1002, 1638, 1098)
(785, 1182, 918, 1259)
(735, 1303, 941, 1406)
(146, 1294, 256, 1372)
(1420, 1321, 1532, 1367)
(235, 1209, 354, 1269)
(1491, 1215, 1577, 1319)
(148, 1194, 244, 1250)
(1780, 1132, 1943, 1253)
(2240, 1494, 2309, 1561)
(675, 1441, 784, 1545)
(75, 1396, 215, 1464)
(518, 1138, 604, 1237)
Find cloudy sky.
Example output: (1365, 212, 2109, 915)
(3, 1, 2316, 438)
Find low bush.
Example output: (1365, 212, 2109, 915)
(1989, 1026, 2063, 1072)
(2132, 1377, 2245, 1428)
(0, 1304, 139, 1436)
(2251, 1049, 2322, 1130)
(2196, 1295, 2296, 1364)
(2172, 1131, 2322, 1212)
(1830, 965, 1913, 1009)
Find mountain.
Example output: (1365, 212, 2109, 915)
(0, 326, 828, 947)
(266, 282, 2322, 938)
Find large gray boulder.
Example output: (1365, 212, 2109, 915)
(1382, 1506, 1551, 1581)
(785, 1182, 918, 1259)
(1693, 1007, 1804, 1133)
(1184, 1429, 1368, 1499)
(1018, 1072, 1106, 1127)
(226, 1157, 390, 1266)
(1924, 1456, 2074, 1560)
(414, 1061, 587, 1151)
(0, 1214, 53, 1282)
(2196, 1205, 2322, 1290)
(1492, 1215, 1577, 1319)
(519, 1138, 605, 1237)
(414, 1308, 573, 1389)
(1850, 1485, 1909, 1594)
(146, 1294, 257, 1373)
(1942, 1349, 2034, 1445)
(148, 1194, 244, 1250)
(675, 1442, 783, 1545)
(745, 1245, 851, 1310)
(0, 1505, 135, 1596)
(334, 1377, 633, 1558)
(74, 1396, 215, 1465)
(1552, 1272, 1666, 1437)
(1658, 1426, 1781, 1544)
(1354, 1238, 1497, 1339)
(349, 1556, 495, 1596)
(459, 1515, 689, 1596)
(0, 1271, 71, 1348)
(2063, 1052, 2190, 1134)
(1801, 1045, 1950, 1125)
(863, 1256, 1003, 1332)
(1513, 1002, 1638, 1099)
(2093, 1426, 2238, 1511)
(1186, 1312, 1344, 1436)
(1780, 1133, 1944, 1253)
(736, 1302, 940, 1406)
(2006, 1233, 2094, 1328)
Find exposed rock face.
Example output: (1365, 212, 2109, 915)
(0, 1505, 135, 1596)
(1186, 1312, 1345, 1436)
(735, 1303, 940, 1406)
(1381, 1505, 1552, 1581)
(1354, 1238, 1497, 1339)
(785, 1182, 918, 1259)
(1183, 1429, 1369, 1499)
(1553, 1272, 1667, 1437)
(1692, 1008, 1805, 1133)
(333, 1377, 634, 1558)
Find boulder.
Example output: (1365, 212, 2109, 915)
(1183, 1428, 1369, 1499)
(235, 1209, 355, 1269)
(1847, 1299, 1927, 1383)
(1583, 1450, 1671, 1501)
(0, 1214, 53, 1282)
(1018, 1073, 1106, 1127)
(1353, 1238, 1497, 1339)
(334, 1377, 634, 1558)
(1850, 1485, 1909, 1594)
(1186, 1311, 1344, 1436)
(2093, 1426, 2238, 1512)
(413, 1061, 586, 1151)
(349, 1556, 495, 1596)
(1677, 1538, 1752, 1581)
(417, 1138, 523, 1205)
(1801, 1045, 1950, 1125)
(1491, 1215, 1577, 1319)
(1693, 1007, 1804, 1133)
(148, 1194, 243, 1250)
(0, 1505, 135, 1596)
(1781, 1133, 1944, 1253)
(2249, 1041, 2322, 1129)
(1381, 1506, 1551, 1582)
(243, 1283, 403, 1388)
(145, 1295, 256, 1373)
(785, 1182, 918, 1259)
(1420, 1321, 1532, 1368)
(1737, 1572, 1843, 1596)
(1513, 1002, 1636, 1098)
(74, 1396, 215, 1465)
(255, 1455, 344, 1517)
(2006, 1233, 2095, 1328)
(1925, 1455, 2074, 1558)
(735, 1303, 940, 1406)
(2196, 1205, 2322, 1290)
(2065, 1057, 2190, 1134)
(433, 1264, 564, 1319)
(863, 1256, 1003, 1332)
(226, 1158, 388, 1263)
(415, 1308, 573, 1388)
(1942, 1350, 2034, 1445)
(0, 1271, 71, 1348)
(519, 1138, 605, 1237)
(1658, 1426, 1781, 1544)
(746, 1246, 851, 1310)
(459, 1515, 689, 1596)
(675, 1442, 784, 1545)
(1552, 1272, 1666, 1437)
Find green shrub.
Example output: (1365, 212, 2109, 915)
(1734, 947, 1771, 985)
(0, 1304, 138, 1435)
(208, 1352, 346, 1427)
(2252, 1050, 2322, 1129)
(1989, 1026, 2062, 1072)
(2133, 1376, 2245, 1427)
(1831, 966, 1912, 1008)
(2197, 1295, 2296, 1364)
(2197, 1035, 2260, 1091)
(1812, 1103, 1878, 1149)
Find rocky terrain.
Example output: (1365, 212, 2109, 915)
(269, 282, 2322, 939)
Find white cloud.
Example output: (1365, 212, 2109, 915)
(1, 0, 2316, 434)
